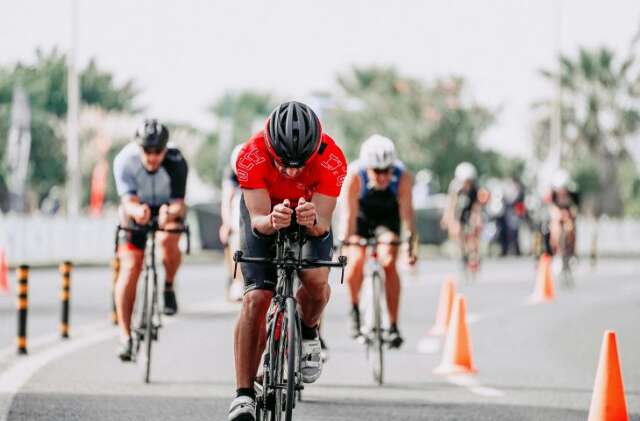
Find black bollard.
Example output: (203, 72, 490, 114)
(59, 261, 72, 339)
(16, 265, 29, 355)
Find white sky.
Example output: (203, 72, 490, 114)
(1, 0, 639, 157)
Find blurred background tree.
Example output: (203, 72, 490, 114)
(326, 67, 520, 190)
(0, 48, 139, 208)
(533, 47, 640, 216)
(195, 91, 275, 186)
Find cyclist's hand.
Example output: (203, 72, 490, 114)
(407, 253, 418, 266)
(295, 197, 317, 228)
(134, 204, 152, 225)
(271, 199, 293, 230)
(158, 204, 171, 227)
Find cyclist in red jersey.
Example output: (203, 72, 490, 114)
(228, 101, 347, 421)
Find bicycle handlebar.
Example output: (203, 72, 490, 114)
(233, 251, 348, 283)
(341, 238, 403, 247)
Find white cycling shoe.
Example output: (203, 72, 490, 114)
(228, 395, 255, 421)
(301, 338, 323, 383)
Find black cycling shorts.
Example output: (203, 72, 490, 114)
(239, 195, 333, 294)
(355, 216, 400, 239)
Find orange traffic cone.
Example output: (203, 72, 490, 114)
(587, 331, 628, 421)
(530, 253, 554, 303)
(0, 248, 9, 295)
(428, 277, 456, 336)
(434, 294, 476, 375)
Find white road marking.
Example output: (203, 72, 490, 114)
(445, 374, 505, 398)
(0, 299, 236, 421)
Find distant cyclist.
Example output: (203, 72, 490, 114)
(228, 101, 347, 421)
(441, 162, 484, 271)
(547, 169, 579, 257)
(341, 134, 417, 349)
(220, 143, 245, 302)
(112, 119, 188, 361)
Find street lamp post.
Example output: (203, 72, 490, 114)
(66, 0, 81, 217)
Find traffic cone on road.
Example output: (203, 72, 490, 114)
(587, 330, 628, 421)
(0, 248, 9, 295)
(530, 253, 554, 303)
(434, 294, 476, 375)
(428, 277, 456, 336)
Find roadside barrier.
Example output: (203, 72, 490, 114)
(588, 330, 628, 421)
(434, 294, 476, 375)
(16, 265, 29, 355)
(59, 261, 72, 339)
(428, 277, 456, 336)
(530, 253, 554, 303)
(110, 258, 119, 325)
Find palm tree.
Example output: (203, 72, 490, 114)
(534, 47, 640, 216)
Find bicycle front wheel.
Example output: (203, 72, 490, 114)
(141, 274, 155, 383)
(284, 297, 297, 421)
(367, 272, 384, 385)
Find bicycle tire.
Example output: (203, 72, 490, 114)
(274, 308, 287, 421)
(368, 271, 384, 385)
(142, 274, 155, 383)
(285, 298, 297, 420)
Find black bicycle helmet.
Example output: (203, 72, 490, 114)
(135, 119, 169, 150)
(264, 101, 322, 168)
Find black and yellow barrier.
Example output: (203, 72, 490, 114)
(111, 258, 120, 325)
(16, 265, 29, 355)
(59, 261, 72, 339)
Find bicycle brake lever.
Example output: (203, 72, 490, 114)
(233, 251, 243, 279)
(338, 255, 347, 284)
(185, 226, 191, 255)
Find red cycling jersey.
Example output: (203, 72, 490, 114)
(236, 131, 347, 207)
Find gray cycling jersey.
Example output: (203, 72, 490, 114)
(113, 142, 188, 207)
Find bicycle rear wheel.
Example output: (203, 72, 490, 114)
(367, 272, 384, 385)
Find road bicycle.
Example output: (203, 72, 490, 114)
(234, 226, 346, 421)
(115, 219, 190, 383)
(343, 237, 403, 385)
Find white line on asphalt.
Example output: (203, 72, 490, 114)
(0, 299, 237, 421)
(445, 374, 505, 398)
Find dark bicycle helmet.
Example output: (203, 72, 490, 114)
(264, 101, 322, 168)
(135, 119, 169, 150)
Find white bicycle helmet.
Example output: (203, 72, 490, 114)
(230, 143, 244, 176)
(359, 134, 396, 169)
(551, 169, 571, 190)
(454, 162, 477, 182)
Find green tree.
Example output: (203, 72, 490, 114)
(533, 47, 640, 216)
(327, 67, 502, 190)
(0, 48, 139, 207)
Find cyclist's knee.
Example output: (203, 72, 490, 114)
(241, 289, 272, 318)
(158, 232, 180, 251)
(119, 251, 143, 273)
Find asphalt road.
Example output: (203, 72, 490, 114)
(0, 256, 638, 420)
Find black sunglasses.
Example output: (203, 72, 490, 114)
(373, 166, 392, 174)
(143, 146, 165, 155)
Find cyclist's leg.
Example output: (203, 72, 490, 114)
(115, 246, 144, 339)
(345, 242, 367, 307)
(157, 222, 183, 286)
(235, 289, 273, 388)
(376, 230, 400, 325)
(235, 195, 277, 390)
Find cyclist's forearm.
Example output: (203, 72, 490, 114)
(252, 214, 277, 236)
(305, 215, 331, 237)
